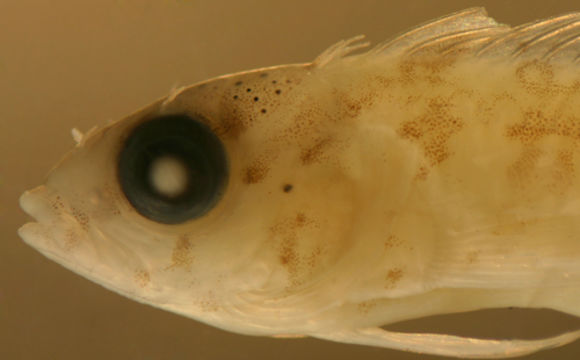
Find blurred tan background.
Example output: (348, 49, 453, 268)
(1, 0, 579, 359)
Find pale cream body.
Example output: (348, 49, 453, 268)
(19, 8, 580, 358)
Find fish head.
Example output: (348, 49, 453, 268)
(19, 62, 412, 333)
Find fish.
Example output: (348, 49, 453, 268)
(18, 7, 580, 358)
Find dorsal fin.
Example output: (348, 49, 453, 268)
(315, 8, 580, 65)
(313, 35, 370, 66)
(477, 13, 580, 61)
(370, 7, 508, 56)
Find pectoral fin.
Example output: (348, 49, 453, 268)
(312, 327, 580, 358)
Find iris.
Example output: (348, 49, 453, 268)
(118, 114, 228, 224)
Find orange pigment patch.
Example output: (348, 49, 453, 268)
(506, 110, 580, 144)
(385, 268, 404, 289)
(513, 61, 580, 96)
(270, 212, 320, 287)
(282, 101, 330, 142)
(357, 300, 378, 315)
(398, 96, 463, 174)
(243, 159, 270, 184)
(506, 109, 578, 190)
(300, 137, 332, 165)
(167, 235, 194, 270)
(336, 85, 377, 119)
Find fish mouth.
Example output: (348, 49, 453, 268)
(18, 186, 145, 301)
(18, 185, 77, 266)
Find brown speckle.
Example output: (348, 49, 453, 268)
(51, 196, 65, 212)
(554, 149, 575, 188)
(270, 213, 318, 287)
(167, 235, 194, 270)
(214, 113, 246, 140)
(134, 269, 150, 287)
(63, 228, 80, 251)
(506, 109, 579, 192)
(397, 55, 460, 87)
(339, 88, 375, 118)
(508, 146, 542, 187)
(300, 138, 332, 165)
(295, 212, 306, 227)
(516, 61, 555, 96)
(243, 160, 269, 184)
(305, 246, 322, 270)
(415, 165, 429, 181)
(70, 207, 89, 231)
(279, 239, 298, 267)
(283, 184, 293, 193)
(506, 110, 580, 144)
(398, 97, 463, 168)
(357, 300, 377, 315)
(196, 291, 220, 312)
(384, 235, 403, 250)
(385, 268, 404, 289)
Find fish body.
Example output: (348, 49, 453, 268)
(19, 8, 580, 358)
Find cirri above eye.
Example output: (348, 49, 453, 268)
(118, 114, 228, 224)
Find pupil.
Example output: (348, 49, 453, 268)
(148, 155, 189, 198)
(118, 114, 228, 224)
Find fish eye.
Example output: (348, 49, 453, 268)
(118, 114, 228, 224)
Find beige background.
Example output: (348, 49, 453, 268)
(1, 1, 580, 359)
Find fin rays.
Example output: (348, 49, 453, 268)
(315, 7, 580, 64)
(314, 327, 580, 359)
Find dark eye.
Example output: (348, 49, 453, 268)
(118, 114, 228, 224)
